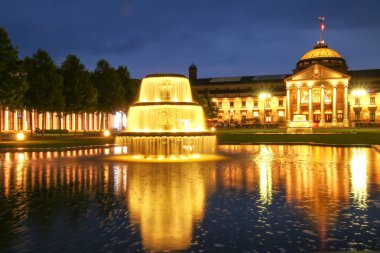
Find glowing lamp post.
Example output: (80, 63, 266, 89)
(103, 130, 111, 137)
(16, 132, 25, 141)
(352, 89, 367, 104)
(259, 92, 271, 125)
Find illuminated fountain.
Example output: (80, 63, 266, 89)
(115, 74, 217, 161)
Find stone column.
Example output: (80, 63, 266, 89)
(286, 86, 291, 125)
(73, 113, 76, 131)
(39, 113, 43, 129)
(343, 83, 349, 126)
(46, 112, 50, 130)
(89, 114, 93, 130)
(320, 85, 325, 126)
(308, 86, 313, 124)
(31, 110, 35, 131)
(66, 115, 70, 130)
(332, 84, 337, 126)
(297, 86, 301, 114)
(23, 109, 27, 131)
(4, 110, 9, 131)
(13, 111, 17, 130)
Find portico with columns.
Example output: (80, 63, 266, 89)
(285, 64, 350, 127)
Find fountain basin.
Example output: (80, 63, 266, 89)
(115, 133, 216, 158)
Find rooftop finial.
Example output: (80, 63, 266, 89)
(318, 16, 325, 44)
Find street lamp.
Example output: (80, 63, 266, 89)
(352, 89, 367, 104)
(259, 92, 271, 125)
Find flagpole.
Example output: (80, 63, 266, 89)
(318, 16, 325, 44)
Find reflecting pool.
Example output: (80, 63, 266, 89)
(1, 145, 380, 252)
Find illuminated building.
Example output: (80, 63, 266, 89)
(191, 41, 380, 127)
(0, 110, 117, 133)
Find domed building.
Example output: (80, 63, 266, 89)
(284, 41, 351, 127)
(295, 42, 348, 73)
(191, 40, 380, 128)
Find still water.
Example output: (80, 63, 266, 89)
(0, 145, 380, 252)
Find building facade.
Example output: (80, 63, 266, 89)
(191, 42, 380, 127)
(0, 110, 117, 133)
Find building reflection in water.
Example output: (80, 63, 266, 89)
(126, 163, 216, 251)
(218, 145, 380, 249)
(1, 146, 380, 251)
(0, 149, 216, 252)
(350, 148, 368, 209)
(257, 146, 273, 205)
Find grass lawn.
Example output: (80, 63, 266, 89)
(216, 128, 380, 145)
(0, 135, 115, 150)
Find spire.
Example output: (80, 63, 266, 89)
(318, 16, 325, 44)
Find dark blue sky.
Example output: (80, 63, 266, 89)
(1, 0, 379, 78)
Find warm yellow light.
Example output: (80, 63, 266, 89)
(103, 130, 111, 137)
(210, 127, 216, 132)
(259, 92, 271, 100)
(352, 89, 367, 97)
(350, 149, 368, 209)
(16, 132, 25, 141)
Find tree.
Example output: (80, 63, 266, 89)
(60, 54, 97, 135)
(193, 89, 218, 119)
(0, 27, 28, 140)
(115, 66, 139, 129)
(92, 60, 124, 130)
(23, 49, 64, 135)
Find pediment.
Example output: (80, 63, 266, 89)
(285, 64, 350, 82)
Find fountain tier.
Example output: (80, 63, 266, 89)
(116, 74, 216, 159)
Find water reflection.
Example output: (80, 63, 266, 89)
(257, 146, 273, 205)
(127, 163, 215, 251)
(351, 148, 368, 209)
(218, 145, 380, 250)
(1, 145, 380, 252)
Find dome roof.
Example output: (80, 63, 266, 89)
(294, 42, 348, 73)
(300, 43, 343, 60)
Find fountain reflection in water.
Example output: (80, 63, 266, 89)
(115, 74, 216, 160)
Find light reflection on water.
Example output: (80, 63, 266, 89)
(0, 145, 380, 252)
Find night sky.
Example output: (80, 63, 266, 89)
(1, 0, 379, 79)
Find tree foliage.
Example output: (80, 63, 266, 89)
(115, 65, 138, 110)
(193, 89, 218, 119)
(92, 59, 125, 114)
(0, 27, 28, 139)
(60, 54, 97, 113)
(0, 27, 28, 110)
(23, 49, 64, 131)
(1, 26, 136, 133)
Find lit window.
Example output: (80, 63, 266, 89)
(370, 109, 376, 122)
